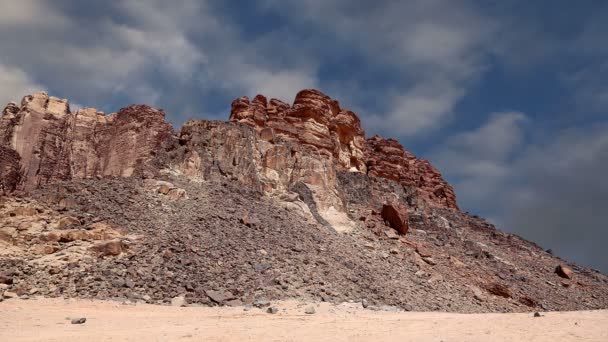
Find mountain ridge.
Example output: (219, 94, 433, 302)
(0, 89, 606, 312)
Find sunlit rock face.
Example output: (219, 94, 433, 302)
(0, 92, 172, 191)
(1, 89, 457, 232)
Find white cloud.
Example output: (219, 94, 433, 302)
(365, 79, 466, 136)
(261, 0, 496, 137)
(431, 111, 527, 204)
(0, 63, 44, 106)
(237, 69, 318, 103)
(433, 113, 608, 271)
(0, 0, 67, 27)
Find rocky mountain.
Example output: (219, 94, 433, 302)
(0, 90, 606, 312)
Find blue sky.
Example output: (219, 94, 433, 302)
(0, 0, 607, 272)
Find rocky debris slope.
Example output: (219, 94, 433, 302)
(0, 92, 172, 192)
(0, 177, 606, 312)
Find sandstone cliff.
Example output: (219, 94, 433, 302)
(1, 90, 456, 232)
(0, 92, 172, 192)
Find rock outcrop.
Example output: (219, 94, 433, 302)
(228, 90, 457, 210)
(2, 89, 456, 233)
(365, 136, 457, 209)
(0, 92, 172, 191)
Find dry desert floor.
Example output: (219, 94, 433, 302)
(1, 298, 607, 341)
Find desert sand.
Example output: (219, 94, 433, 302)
(1, 298, 606, 341)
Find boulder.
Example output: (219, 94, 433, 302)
(381, 202, 409, 235)
(555, 265, 574, 279)
(90, 239, 124, 257)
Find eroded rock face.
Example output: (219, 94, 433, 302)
(0, 92, 172, 191)
(229, 89, 367, 172)
(168, 119, 353, 232)
(2, 89, 457, 234)
(365, 136, 458, 209)
(0, 145, 20, 194)
(227, 89, 457, 215)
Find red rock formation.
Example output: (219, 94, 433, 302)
(2, 89, 458, 232)
(365, 136, 458, 209)
(0, 145, 21, 194)
(0, 92, 172, 191)
(230, 89, 367, 172)
(230, 89, 457, 210)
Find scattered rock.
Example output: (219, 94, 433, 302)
(71, 317, 87, 324)
(422, 257, 437, 266)
(486, 283, 511, 299)
(206, 290, 234, 304)
(267, 306, 279, 314)
(171, 296, 186, 307)
(416, 245, 432, 258)
(0, 274, 13, 285)
(381, 202, 409, 235)
(383, 230, 399, 240)
(3, 291, 18, 299)
(519, 296, 538, 308)
(555, 265, 574, 279)
(304, 306, 316, 314)
(90, 239, 124, 257)
(533, 312, 543, 318)
(225, 299, 243, 307)
(253, 298, 270, 308)
(58, 216, 81, 229)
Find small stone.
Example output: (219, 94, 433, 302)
(158, 184, 172, 194)
(90, 239, 123, 257)
(3, 291, 17, 299)
(171, 296, 186, 307)
(416, 245, 432, 258)
(253, 298, 270, 308)
(0, 274, 13, 285)
(240, 215, 252, 227)
(125, 279, 135, 288)
(226, 299, 243, 307)
(267, 306, 279, 314)
(71, 317, 86, 324)
(422, 257, 436, 266)
(58, 216, 81, 229)
(383, 230, 399, 240)
(534, 312, 543, 318)
(361, 299, 369, 308)
(304, 306, 316, 314)
(206, 290, 227, 304)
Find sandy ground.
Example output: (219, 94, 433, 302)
(1, 298, 607, 342)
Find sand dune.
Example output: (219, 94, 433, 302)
(1, 298, 606, 341)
